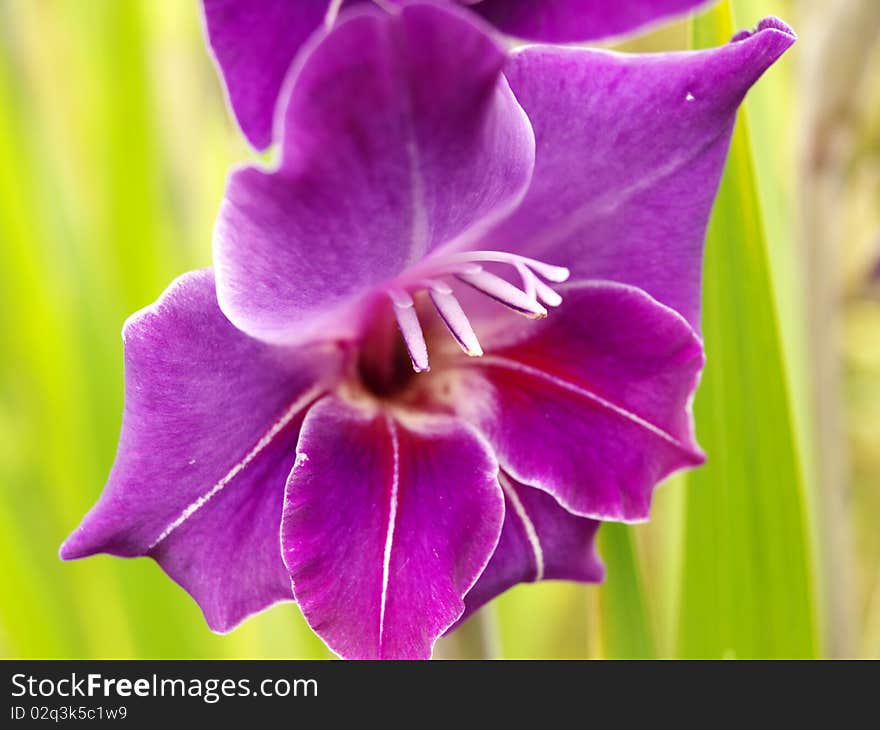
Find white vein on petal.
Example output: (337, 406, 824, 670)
(476, 355, 696, 454)
(499, 473, 544, 582)
(148, 384, 326, 550)
(378, 415, 401, 653)
(504, 44, 738, 260)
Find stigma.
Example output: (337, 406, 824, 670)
(385, 250, 569, 372)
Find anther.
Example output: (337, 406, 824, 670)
(428, 287, 483, 357)
(456, 266, 547, 319)
(389, 289, 429, 372)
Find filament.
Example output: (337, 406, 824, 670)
(385, 250, 569, 372)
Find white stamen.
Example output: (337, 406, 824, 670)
(428, 288, 483, 357)
(515, 262, 537, 301)
(388, 288, 414, 309)
(422, 278, 452, 295)
(386, 250, 567, 373)
(532, 275, 563, 307)
(521, 259, 570, 284)
(457, 267, 548, 319)
(448, 251, 570, 283)
(389, 290, 429, 372)
(515, 263, 562, 306)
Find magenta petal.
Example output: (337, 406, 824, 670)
(457, 474, 603, 624)
(482, 18, 796, 329)
(214, 3, 534, 345)
(455, 281, 705, 522)
(474, 0, 711, 42)
(201, 0, 708, 152)
(60, 270, 345, 632)
(202, 1, 366, 151)
(282, 397, 504, 659)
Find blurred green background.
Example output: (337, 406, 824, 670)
(0, 0, 877, 659)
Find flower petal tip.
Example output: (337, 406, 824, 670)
(690, 446, 708, 467)
(57, 537, 79, 561)
(58, 526, 97, 561)
(203, 614, 238, 636)
(732, 16, 797, 48)
(678, 436, 707, 469)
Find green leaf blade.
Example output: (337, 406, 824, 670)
(677, 3, 818, 659)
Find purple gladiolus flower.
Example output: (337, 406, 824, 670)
(203, 0, 716, 150)
(61, 3, 795, 659)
